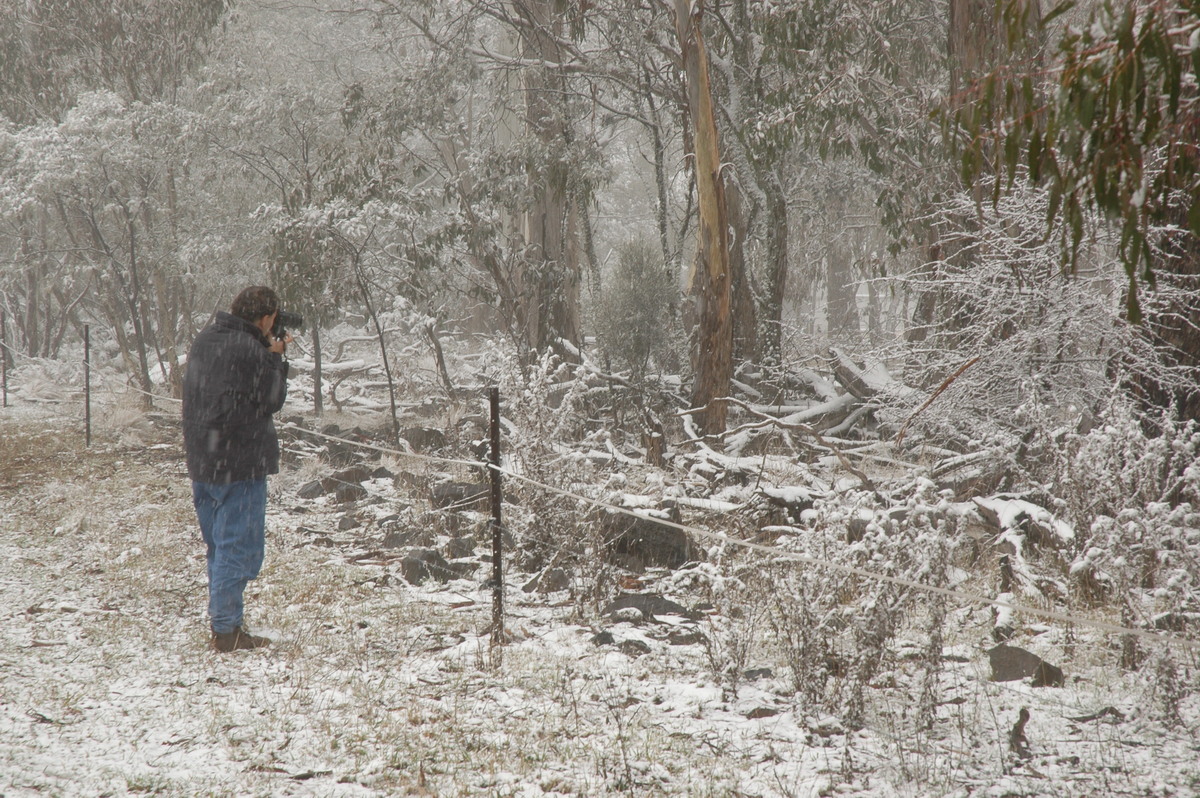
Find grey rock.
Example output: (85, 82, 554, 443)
(617, 639, 651, 657)
(987, 644, 1064, 687)
(522, 567, 570, 594)
(745, 706, 782, 719)
(296, 465, 373, 503)
(612, 607, 645, 624)
(602, 593, 698, 621)
(331, 482, 368, 504)
(400, 548, 455, 585)
(846, 517, 870, 543)
(330, 465, 374, 484)
(400, 427, 447, 452)
(759, 486, 814, 524)
(603, 504, 697, 571)
(445, 535, 475, 559)
(667, 628, 707, 646)
(297, 480, 325, 500)
(382, 530, 418, 549)
(430, 481, 489, 511)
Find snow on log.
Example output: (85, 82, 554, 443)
(972, 496, 1075, 551)
(286, 358, 368, 375)
(829, 348, 913, 401)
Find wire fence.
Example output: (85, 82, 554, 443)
(8, 373, 1200, 792)
(3, 372, 1198, 656)
(279, 405, 1200, 655)
(6, 336, 1198, 792)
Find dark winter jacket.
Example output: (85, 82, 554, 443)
(182, 311, 289, 484)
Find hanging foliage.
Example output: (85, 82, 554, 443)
(956, 1, 1200, 322)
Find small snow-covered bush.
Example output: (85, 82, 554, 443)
(487, 347, 616, 598)
(768, 480, 965, 727)
(1049, 405, 1200, 644)
(1061, 404, 1200, 519)
(11, 356, 84, 401)
(594, 237, 677, 380)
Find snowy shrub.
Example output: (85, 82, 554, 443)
(1142, 651, 1194, 725)
(767, 480, 964, 728)
(699, 569, 769, 700)
(487, 347, 615, 599)
(1038, 402, 1200, 616)
(495, 347, 592, 453)
(10, 356, 86, 403)
(881, 181, 1127, 452)
(594, 237, 677, 381)
(1070, 503, 1200, 617)
(1059, 404, 1200, 520)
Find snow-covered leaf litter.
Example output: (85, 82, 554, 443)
(2, 390, 1199, 796)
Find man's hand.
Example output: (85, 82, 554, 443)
(267, 332, 292, 355)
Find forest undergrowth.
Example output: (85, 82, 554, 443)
(2, 335, 1199, 796)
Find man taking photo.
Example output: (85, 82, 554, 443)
(182, 286, 291, 653)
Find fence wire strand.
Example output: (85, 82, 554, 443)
(12, 382, 1198, 654)
(279, 421, 1200, 654)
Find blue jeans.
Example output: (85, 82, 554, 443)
(192, 479, 268, 635)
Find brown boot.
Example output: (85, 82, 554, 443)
(212, 626, 270, 653)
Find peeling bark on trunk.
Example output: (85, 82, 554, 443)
(676, 0, 732, 436)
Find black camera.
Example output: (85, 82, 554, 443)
(272, 309, 305, 339)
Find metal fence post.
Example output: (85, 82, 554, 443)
(84, 324, 91, 447)
(489, 386, 504, 646)
(1, 309, 7, 409)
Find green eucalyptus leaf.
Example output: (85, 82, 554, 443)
(1079, 91, 1094, 127)
(1041, 1, 1075, 28)
(1005, 131, 1020, 187)
(1125, 273, 1142, 324)
(1167, 49, 1181, 117)
(1028, 128, 1043, 181)
(1046, 185, 1062, 230)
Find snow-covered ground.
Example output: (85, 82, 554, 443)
(2, 394, 1198, 797)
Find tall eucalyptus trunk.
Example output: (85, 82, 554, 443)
(515, 0, 581, 356)
(676, 0, 732, 435)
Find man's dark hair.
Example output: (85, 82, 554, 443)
(231, 286, 279, 323)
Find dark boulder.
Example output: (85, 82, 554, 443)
(617, 639, 652, 658)
(523, 567, 571, 594)
(295, 465, 374, 504)
(591, 631, 616, 646)
(297, 480, 325, 500)
(399, 427, 447, 452)
(603, 504, 697, 571)
(400, 548, 455, 585)
(602, 593, 699, 621)
(444, 535, 476, 559)
(987, 644, 1064, 687)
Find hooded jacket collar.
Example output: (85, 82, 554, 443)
(213, 310, 269, 346)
